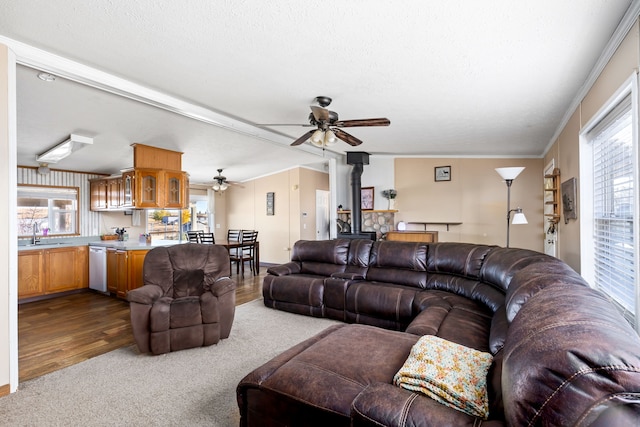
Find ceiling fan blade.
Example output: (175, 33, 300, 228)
(257, 123, 314, 127)
(290, 129, 315, 146)
(310, 105, 330, 122)
(333, 128, 363, 146)
(333, 118, 390, 127)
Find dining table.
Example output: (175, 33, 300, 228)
(216, 239, 260, 275)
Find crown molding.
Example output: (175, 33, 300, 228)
(544, 0, 640, 154)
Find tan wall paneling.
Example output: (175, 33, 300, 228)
(394, 157, 543, 251)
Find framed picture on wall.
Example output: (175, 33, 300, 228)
(434, 166, 451, 182)
(266, 192, 274, 215)
(361, 187, 374, 210)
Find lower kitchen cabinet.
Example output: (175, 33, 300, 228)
(18, 246, 89, 300)
(107, 248, 150, 299)
(18, 250, 45, 298)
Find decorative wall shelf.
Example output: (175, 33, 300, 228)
(408, 221, 463, 232)
(338, 210, 399, 214)
(544, 168, 561, 225)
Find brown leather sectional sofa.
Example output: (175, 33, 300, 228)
(237, 239, 640, 426)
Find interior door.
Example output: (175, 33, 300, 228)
(316, 190, 330, 240)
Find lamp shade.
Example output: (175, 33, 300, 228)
(310, 130, 325, 147)
(495, 167, 525, 181)
(324, 129, 337, 146)
(512, 211, 528, 224)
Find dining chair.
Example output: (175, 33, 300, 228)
(230, 230, 258, 276)
(200, 232, 215, 244)
(187, 230, 204, 243)
(227, 229, 241, 242)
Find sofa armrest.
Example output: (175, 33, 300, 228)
(126, 284, 163, 305)
(351, 383, 504, 427)
(266, 262, 301, 276)
(331, 272, 365, 280)
(208, 277, 236, 297)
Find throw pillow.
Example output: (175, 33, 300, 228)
(393, 335, 493, 419)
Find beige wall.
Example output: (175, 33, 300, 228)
(225, 167, 329, 264)
(394, 158, 543, 251)
(544, 19, 640, 272)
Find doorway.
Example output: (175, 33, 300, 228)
(316, 190, 330, 240)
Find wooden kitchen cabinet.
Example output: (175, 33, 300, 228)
(121, 170, 135, 208)
(44, 246, 87, 293)
(164, 170, 188, 208)
(127, 250, 149, 293)
(18, 250, 44, 298)
(90, 179, 108, 210)
(135, 169, 162, 208)
(18, 246, 88, 300)
(107, 248, 150, 299)
(107, 176, 122, 208)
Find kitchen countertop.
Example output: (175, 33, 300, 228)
(87, 239, 183, 250)
(18, 238, 184, 251)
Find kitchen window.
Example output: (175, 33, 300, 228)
(17, 185, 79, 237)
(581, 77, 639, 330)
(145, 207, 198, 241)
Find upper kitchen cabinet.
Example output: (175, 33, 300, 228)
(90, 178, 108, 210)
(89, 144, 189, 210)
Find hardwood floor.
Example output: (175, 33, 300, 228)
(18, 267, 266, 382)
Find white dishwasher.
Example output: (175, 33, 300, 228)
(89, 246, 108, 292)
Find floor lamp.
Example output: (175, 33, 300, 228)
(495, 167, 528, 248)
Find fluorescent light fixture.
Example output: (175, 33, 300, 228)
(36, 134, 93, 163)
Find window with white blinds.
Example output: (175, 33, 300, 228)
(586, 94, 636, 321)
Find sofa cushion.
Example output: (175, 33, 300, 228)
(427, 243, 494, 279)
(479, 247, 552, 293)
(502, 284, 640, 426)
(394, 335, 493, 419)
(172, 268, 205, 298)
(425, 273, 504, 312)
(407, 290, 493, 352)
(262, 274, 326, 317)
(293, 239, 350, 276)
(504, 261, 586, 322)
(345, 282, 419, 330)
(366, 241, 428, 288)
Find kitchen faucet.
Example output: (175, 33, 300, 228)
(32, 223, 40, 245)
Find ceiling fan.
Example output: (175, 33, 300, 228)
(290, 96, 390, 147)
(210, 169, 242, 192)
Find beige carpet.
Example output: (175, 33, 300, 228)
(0, 300, 339, 426)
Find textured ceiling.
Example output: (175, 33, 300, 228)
(0, 0, 634, 183)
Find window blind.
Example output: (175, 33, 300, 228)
(587, 94, 635, 320)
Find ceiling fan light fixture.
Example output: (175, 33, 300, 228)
(324, 129, 337, 146)
(220, 182, 229, 191)
(212, 183, 220, 191)
(310, 129, 324, 146)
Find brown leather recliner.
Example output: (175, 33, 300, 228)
(127, 244, 236, 355)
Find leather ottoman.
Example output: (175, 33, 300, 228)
(237, 323, 419, 427)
